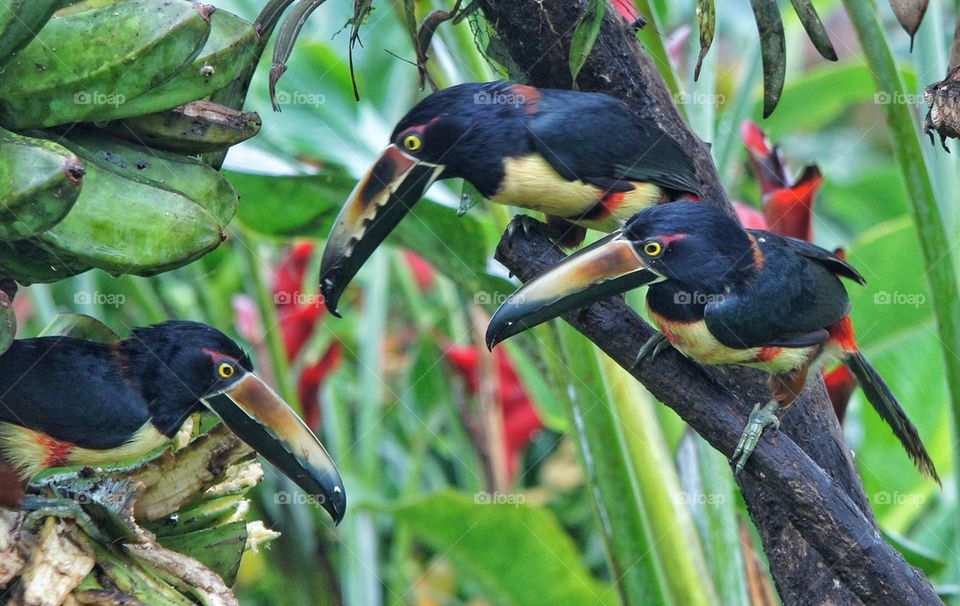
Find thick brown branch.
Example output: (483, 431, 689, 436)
(477, 1, 939, 603)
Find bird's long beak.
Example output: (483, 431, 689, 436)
(319, 144, 443, 316)
(486, 232, 664, 349)
(202, 373, 346, 524)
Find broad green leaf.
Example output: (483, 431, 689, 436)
(760, 62, 916, 135)
(229, 171, 355, 239)
(39, 313, 119, 342)
(391, 490, 617, 606)
(157, 521, 248, 585)
(569, 0, 605, 83)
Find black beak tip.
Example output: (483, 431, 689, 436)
(319, 274, 343, 318)
(485, 321, 511, 351)
(324, 487, 347, 525)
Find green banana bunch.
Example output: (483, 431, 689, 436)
(0, 0, 62, 64)
(36, 159, 224, 277)
(110, 100, 262, 154)
(0, 238, 90, 284)
(0, 129, 85, 240)
(116, 8, 258, 118)
(0, 0, 212, 129)
(61, 130, 238, 225)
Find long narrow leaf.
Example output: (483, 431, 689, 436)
(789, 0, 838, 61)
(569, 0, 606, 83)
(750, 0, 786, 117)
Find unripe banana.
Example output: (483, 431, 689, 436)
(0, 0, 212, 129)
(109, 100, 261, 154)
(116, 8, 258, 117)
(60, 130, 238, 225)
(0, 0, 61, 64)
(37, 161, 224, 276)
(0, 129, 85, 240)
(0, 237, 90, 284)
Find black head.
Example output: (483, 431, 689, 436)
(623, 202, 757, 292)
(121, 320, 347, 524)
(485, 202, 759, 348)
(388, 81, 529, 192)
(122, 321, 253, 434)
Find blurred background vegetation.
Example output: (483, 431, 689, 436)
(9, 0, 960, 603)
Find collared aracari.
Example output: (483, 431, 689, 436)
(319, 81, 703, 315)
(485, 202, 939, 480)
(0, 321, 346, 523)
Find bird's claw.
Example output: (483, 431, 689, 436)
(631, 332, 671, 370)
(732, 400, 781, 476)
(505, 214, 542, 239)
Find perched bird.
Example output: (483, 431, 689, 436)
(485, 202, 939, 480)
(319, 81, 702, 315)
(0, 320, 346, 523)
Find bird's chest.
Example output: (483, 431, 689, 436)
(0, 421, 170, 479)
(648, 310, 814, 372)
(491, 155, 659, 229)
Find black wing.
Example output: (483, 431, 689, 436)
(525, 89, 702, 196)
(773, 233, 865, 284)
(704, 233, 852, 349)
(0, 338, 151, 449)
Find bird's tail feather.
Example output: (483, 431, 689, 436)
(845, 351, 940, 485)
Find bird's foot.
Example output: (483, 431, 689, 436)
(631, 332, 671, 370)
(505, 214, 547, 239)
(732, 400, 781, 476)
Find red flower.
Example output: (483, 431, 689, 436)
(445, 344, 544, 480)
(742, 123, 857, 418)
(733, 202, 768, 230)
(403, 251, 436, 292)
(269, 240, 342, 428)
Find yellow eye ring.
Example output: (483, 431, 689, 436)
(643, 241, 663, 257)
(403, 134, 422, 152)
(217, 362, 235, 379)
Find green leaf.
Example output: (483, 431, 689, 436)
(749, 0, 786, 118)
(38, 313, 119, 342)
(569, 0, 605, 83)
(391, 490, 617, 606)
(230, 170, 356, 239)
(788, 0, 837, 61)
(694, 0, 715, 81)
(0, 282, 14, 354)
(157, 521, 248, 585)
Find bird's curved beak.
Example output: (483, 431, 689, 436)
(486, 232, 664, 349)
(202, 373, 346, 524)
(319, 144, 443, 316)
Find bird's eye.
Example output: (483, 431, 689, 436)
(643, 241, 664, 257)
(217, 362, 236, 379)
(403, 134, 422, 152)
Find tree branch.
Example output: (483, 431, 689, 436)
(476, 1, 939, 603)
